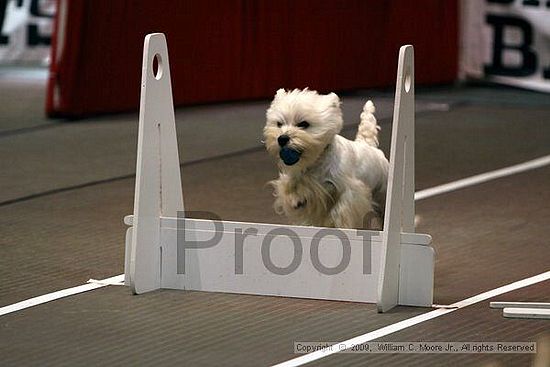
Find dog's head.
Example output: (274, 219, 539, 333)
(263, 88, 343, 170)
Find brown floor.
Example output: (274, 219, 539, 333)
(1, 72, 550, 366)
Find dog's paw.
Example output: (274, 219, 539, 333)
(288, 194, 307, 210)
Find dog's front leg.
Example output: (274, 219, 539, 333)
(271, 176, 309, 221)
(329, 182, 381, 230)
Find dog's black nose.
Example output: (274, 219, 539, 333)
(278, 135, 290, 147)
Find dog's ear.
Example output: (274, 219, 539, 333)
(326, 92, 341, 108)
(275, 88, 287, 99)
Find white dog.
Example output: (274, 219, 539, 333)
(263, 88, 389, 229)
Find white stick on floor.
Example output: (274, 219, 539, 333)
(503, 307, 550, 320)
(490, 301, 550, 309)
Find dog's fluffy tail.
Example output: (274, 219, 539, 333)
(355, 100, 380, 147)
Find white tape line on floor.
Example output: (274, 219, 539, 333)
(272, 270, 550, 367)
(0, 275, 124, 317)
(415, 154, 550, 201)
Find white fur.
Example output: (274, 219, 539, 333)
(263, 88, 389, 229)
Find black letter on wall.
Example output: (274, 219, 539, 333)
(484, 15, 537, 77)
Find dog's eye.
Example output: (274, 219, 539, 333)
(297, 121, 310, 129)
(276, 121, 283, 128)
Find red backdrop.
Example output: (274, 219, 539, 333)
(47, 0, 458, 118)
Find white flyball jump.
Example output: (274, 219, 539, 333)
(124, 33, 435, 313)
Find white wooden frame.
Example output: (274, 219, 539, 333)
(124, 33, 434, 312)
